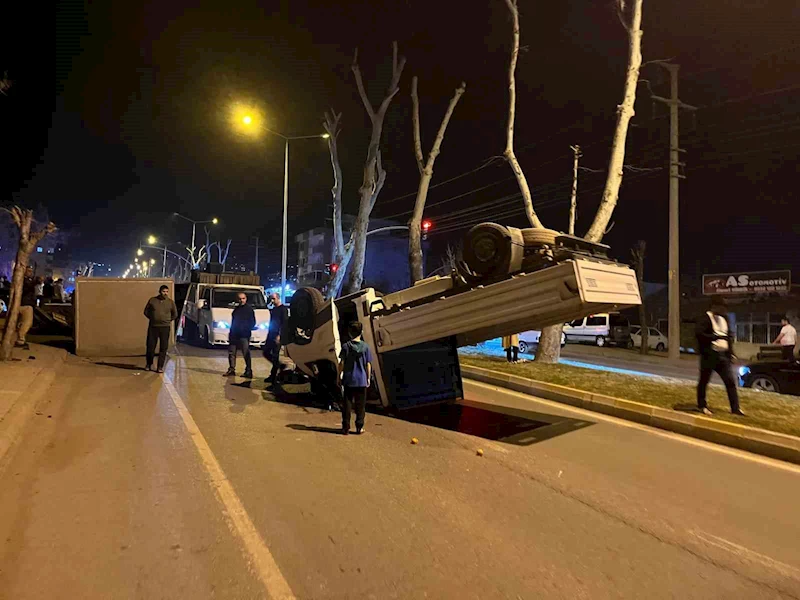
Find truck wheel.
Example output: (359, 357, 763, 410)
(290, 287, 325, 331)
(462, 223, 512, 278)
(595, 336, 606, 347)
(520, 228, 559, 247)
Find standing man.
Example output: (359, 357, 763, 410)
(695, 295, 744, 416)
(337, 321, 373, 435)
(15, 267, 37, 350)
(264, 291, 289, 384)
(224, 292, 255, 378)
(773, 316, 797, 362)
(143, 284, 177, 373)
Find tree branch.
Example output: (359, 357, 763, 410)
(352, 48, 376, 122)
(411, 76, 424, 175)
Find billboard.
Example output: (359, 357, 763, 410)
(702, 270, 791, 296)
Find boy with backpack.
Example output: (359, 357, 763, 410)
(338, 321, 373, 435)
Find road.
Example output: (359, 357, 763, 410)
(1, 344, 799, 599)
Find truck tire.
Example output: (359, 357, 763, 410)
(290, 287, 325, 331)
(462, 223, 512, 278)
(520, 227, 559, 247)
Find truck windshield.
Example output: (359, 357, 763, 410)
(212, 289, 267, 308)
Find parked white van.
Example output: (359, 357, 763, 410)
(518, 329, 566, 354)
(563, 313, 632, 347)
(177, 283, 271, 347)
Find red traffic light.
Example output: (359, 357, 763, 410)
(422, 219, 432, 232)
(330, 263, 338, 273)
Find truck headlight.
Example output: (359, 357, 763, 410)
(213, 321, 229, 330)
(738, 366, 750, 377)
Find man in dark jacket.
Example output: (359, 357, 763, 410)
(15, 267, 37, 350)
(224, 292, 255, 378)
(264, 291, 290, 384)
(695, 295, 744, 416)
(143, 285, 177, 373)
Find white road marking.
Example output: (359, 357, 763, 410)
(162, 374, 296, 600)
(464, 379, 800, 476)
(690, 530, 800, 581)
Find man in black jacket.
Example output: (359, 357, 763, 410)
(225, 292, 255, 378)
(695, 295, 744, 416)
(144, 285, 178, 373)
(264, 291, 289, 384)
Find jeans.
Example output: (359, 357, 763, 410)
(697, 352, 740, 412)
(146, 326, 171, 370)
(781, 345, 795, 361)
(506, 346, 519, 362)
(342, 387, 367, 432)
(228, 336, 252, 373)
(265, 339, 284, 381)
(17, 305, 34, 344)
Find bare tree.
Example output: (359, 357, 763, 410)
(214, 239, 232, 268)
(503, 0, 543, 229)
(631, 240, 649, 354)
(323, 110, 350, 300)
(584, 0, 644, 242)
(343, 43, 405, 295)
(568, 145, 581, 235)
(408, 77, 466, 284)
(0, 207, 56, 360)
(501, 0, 645, 363)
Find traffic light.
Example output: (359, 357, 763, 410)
(422, 219, 432, 240)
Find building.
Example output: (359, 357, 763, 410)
(295, 216, 425, 294)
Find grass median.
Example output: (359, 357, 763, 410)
(459, 354, 800, 438)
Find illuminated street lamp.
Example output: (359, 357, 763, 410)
(147, 235, 157, 245)
(137, 248, 144, 257)
(173, 213, 219, 267)
(232, 102, 328, 301)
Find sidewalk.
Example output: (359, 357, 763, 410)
(0, 343, 69, 463)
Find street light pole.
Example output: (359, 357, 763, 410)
(162, 245, 167, 277)
(281, 138, 289, 303)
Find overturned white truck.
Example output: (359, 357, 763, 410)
(285, 224, 641, 410)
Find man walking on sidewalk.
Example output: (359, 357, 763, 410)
(337, 321, 373, 435)
(773, 316, 797, 362)
(143, 285, 177, 373)
(224, 292, 255, 378)
(695, 295, 744, 416)
(264, 292, 289, 384)
(15, 267, 36, 350)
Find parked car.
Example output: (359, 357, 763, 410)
(738, 360, 800, 396)
(518, 329, 566, 354)
(563, 313, 632, 348)
(630, 326, 668, 352)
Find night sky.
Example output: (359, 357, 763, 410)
(2, 0, 799, 283)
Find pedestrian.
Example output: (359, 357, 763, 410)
(337, 321, 373, 435)
(773, 316, 797, 362)
(15, 267, 36, 350)
(695, 295, 744, 416)
(53, 278, 65, 303)
(224, 292, 255, 378)
(264, 291, 289, 384)
(502, 333, 520, 363)
(143, 284, 177, 373)
(34, 277, 44, 307)
(43, 277, 54, 301)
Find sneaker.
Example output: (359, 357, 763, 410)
(341, 428, 350, 436)
(242, 371, 253, 379)
(699, 407, 713, 416)
(355, 427, 365, 435)
(223, 369, 236, 377)
(145, 365, 152, 372)
(156, 368, 164, 374)
(732, 409, 746, 416)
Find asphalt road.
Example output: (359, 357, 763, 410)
(1, 343, 799, 599)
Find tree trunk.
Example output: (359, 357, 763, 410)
(537, 324, 563, 363)
(343, 43, 405, 294)
(323, 110, 346, 300)
(0, 207, 56, 360)
(584, 0, 644, 242)
(502, 0, 543, 229)
(408, 77, 466, 284)
(632, 240, 648, 354)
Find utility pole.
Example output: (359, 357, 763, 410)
(253, 235, 260, 275)
(568, 145, 581, 235)
(652, 63, 696, 361)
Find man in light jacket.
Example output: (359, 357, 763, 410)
(143, 285, 177, 373)
(695, 295, 744, 416)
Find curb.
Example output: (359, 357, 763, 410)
(461, 364, 800, 466)
(0, 347, 69, 466)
